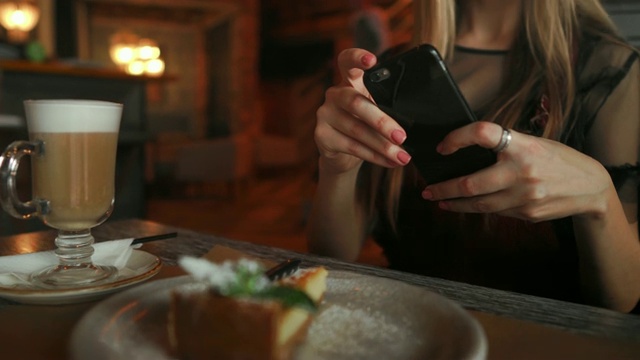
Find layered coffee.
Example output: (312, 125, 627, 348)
(31, 131, 118, 231)
(0, 99, 124, 287)
(24, 99, 122, 231)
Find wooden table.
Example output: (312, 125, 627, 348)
(1, 218, 639, 359)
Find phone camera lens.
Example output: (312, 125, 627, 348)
(370, 68, 391, 83)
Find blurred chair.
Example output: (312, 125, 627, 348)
(174, 133, 253, 198)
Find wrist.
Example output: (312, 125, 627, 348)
(318, 156, 362, 179)
(575, 176, 617, 221)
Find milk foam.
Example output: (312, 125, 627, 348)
(24, 100, 122, 133)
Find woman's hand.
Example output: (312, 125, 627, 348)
(421, 121, 613, 222)
(314, 48, 412, 175)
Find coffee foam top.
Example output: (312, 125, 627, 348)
(25, 100, 123, 133)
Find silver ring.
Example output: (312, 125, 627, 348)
(492, 128, 512, 153)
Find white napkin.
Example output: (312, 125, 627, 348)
(0, 239, 141, 287)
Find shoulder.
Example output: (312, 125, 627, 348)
(578, 34, 638, 74)
(576, 34, 639, 92)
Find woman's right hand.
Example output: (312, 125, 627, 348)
(314, 48, 412, 175)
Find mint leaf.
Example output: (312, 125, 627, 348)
(220, 262, 269, 296)
(254, 286, 318, 312)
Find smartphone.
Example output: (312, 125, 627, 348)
(363, 44, 496, 184)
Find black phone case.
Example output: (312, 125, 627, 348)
(363, 44, 496, 184)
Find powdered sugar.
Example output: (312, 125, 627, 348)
(294, 273, 431, 359)
(303, 305, 417, 358)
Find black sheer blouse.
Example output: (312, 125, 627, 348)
(371, 34, 640, 303)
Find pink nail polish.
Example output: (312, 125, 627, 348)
(391, 129, 406, 144)
(397, 151, 411, 165)
(362, 54, 375, 66)
(422, 189, 433, 200)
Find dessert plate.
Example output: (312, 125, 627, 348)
(70, 270, 487, 360)
(0, 250, 161, 305)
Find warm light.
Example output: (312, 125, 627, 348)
(110, 32, 166, 77)
(145, 58, 165, 76)
(0, 1, 40, 43)
(137, 38, 160, 61)
(10, 9, 26, 26)
(126, 60, 145, 75)
(109, 31, 139, 65)
(111, 44, 136, 65)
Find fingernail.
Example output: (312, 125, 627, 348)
(362, 54, 375, 66)
(391, 129, 406, 144)
(422, 189, 433, 200)
(436, 142, 444, 154)
(397, 151, 411, 165)
(438, 201, 450, 210)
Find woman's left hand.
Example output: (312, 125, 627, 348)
(421, 121, 614, 222)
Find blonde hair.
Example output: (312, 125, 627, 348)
(364, 0, 625, 230)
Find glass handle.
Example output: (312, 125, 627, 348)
(0, 140, 48, 219)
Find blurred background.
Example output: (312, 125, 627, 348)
(0, 0, 637, 266)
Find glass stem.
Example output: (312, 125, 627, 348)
(55, 229, 96, 267)
(32, 228, 117, 288)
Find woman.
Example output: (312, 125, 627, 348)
(308, 0, 640, 312)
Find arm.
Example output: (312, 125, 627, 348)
(576, 56, 640, 312)
(306, 160, 366, 261)
(306, 48, 411, 261)
(420, 56, 640, 312)
(572, 185, 639, 312)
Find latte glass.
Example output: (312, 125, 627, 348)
(0, 99, 123, 288)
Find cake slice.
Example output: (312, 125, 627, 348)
(272, 267, 327, 349)
(168, 257, 328, 360)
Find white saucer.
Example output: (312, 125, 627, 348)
(0, 250, 161, 305)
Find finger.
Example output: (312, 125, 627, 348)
(422, 161, 516, 201)
(336, 48, 377, 87)
(335, 89, 407, 145)
(433, 184, 577, 221)
(435, 189, 520, 214)
(317, 120, 402, 168)
(427, 175, 589, 221)
(319, 104, 410, 166)
(318, 87, 408, 157)
(314, 106, 408, 167)
(437, 121, 519, 155)
(316, 90, 406, 166)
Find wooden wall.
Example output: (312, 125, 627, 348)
(604, 1, 640, 47)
